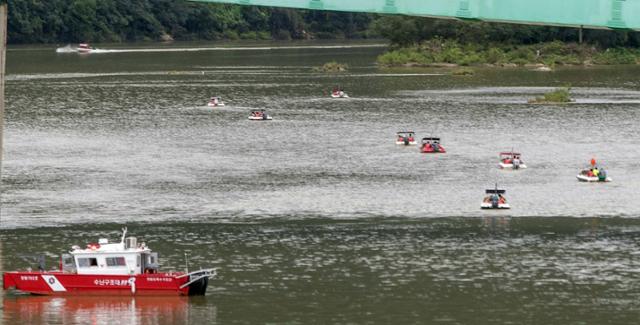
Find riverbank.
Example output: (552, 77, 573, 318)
(377, 40, 640, 68)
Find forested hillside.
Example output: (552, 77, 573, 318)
(8, 0, 374, 43)
(7, 0, 640, 48)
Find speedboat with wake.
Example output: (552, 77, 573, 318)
(481, 185, 510, 209)
(77, 43, 94, 54)
(56, 43, 96, 54)
(499, 151, 527, 169)
(420, 137, 446, 153)
(3, 228, 216, 296)
(249, 109, 272, 120)
(207, 96, 225, 107)
(396, 131, 417, 146)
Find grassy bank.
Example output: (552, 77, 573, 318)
(377, 39, 640, 67)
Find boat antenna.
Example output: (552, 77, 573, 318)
(121, 227, 127, 244)
(184, 252, 189, 273)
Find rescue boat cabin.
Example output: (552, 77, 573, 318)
(61, 230, 159, 276)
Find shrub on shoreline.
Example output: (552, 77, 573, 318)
(528, 87, 573, 104)
(378, 39, 640, 67)
(313, 61, 349, 72)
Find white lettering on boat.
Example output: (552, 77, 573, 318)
(146, 277, 173, 282)
(93, 279, 129, 286)
(20, 276, 39, 281)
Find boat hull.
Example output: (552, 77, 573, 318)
(499, 163, 527, 169)
(248, 116, 272, 120)
(396, 141, 417, 146)
(420, 146, 446, 153)
(331, 94, 349, 98)
(576, 175, 612, 182)
(3, 272, 193, 296)
(481, 203, 510, 209)
(207, 102, 225, 107)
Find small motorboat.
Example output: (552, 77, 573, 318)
(577, 168, 612, 182)
(396, 131, 417, 146)
(420, 137, 446, 153)
(330, 87, 349, 98)
(248, 109, 272, 120)
(207, 96, 225, 107)
(3, 228, 216, 296)
(77, 43, 94, 54)
(481, 186, 510, 209)
(498, 151, 527, 169)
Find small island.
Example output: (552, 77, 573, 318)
(313, 61, 348, 73)
(451, 67, 474, 76)
(376, 39, 640, 68)
(528, 87, 573, 104)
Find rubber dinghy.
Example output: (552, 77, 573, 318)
(396, 131, 417, 145)
(577, 169, 611, 182)
(481, 186, 510, 209)
(498, 151, 527, 169)
(248, 109, 272, 120)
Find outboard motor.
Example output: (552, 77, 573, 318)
(491, 195, 499, 208)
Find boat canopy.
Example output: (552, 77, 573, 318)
(500, 152, 521, 156)
(422, 137, 440, 142)
(397, 131, 415, 135)
(250, 109, 266, 112)
(485, 189, 506, 194)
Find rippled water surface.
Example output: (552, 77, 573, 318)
(1, 42, 640, 324)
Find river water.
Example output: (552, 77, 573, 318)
(1, 42, 640, 324)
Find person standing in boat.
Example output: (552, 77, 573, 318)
(512, 155, 521, 168)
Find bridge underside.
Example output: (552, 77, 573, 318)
(192, 0, 640, 31)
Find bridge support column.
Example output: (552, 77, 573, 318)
(0, 4, 5, 181)
(0, 3, 6, 278)
(579, 25, 583, 44)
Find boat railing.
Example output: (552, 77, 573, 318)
(178, 268, 217, 289)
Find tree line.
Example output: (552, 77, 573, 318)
(8, 0, 640, 48)
(8, 0, 374, 43)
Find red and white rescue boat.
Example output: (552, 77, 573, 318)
(396, 131, 417, 146)
(3, 228, 216, 296)
(248, 109, 272, 120)
(420, 137, 446, 153)
(498, 151, 527, 169)
(481, 186, 510, 210)
(207, 96, 225, 107)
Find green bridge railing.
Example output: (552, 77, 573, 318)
(192, 0, 640, 30)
